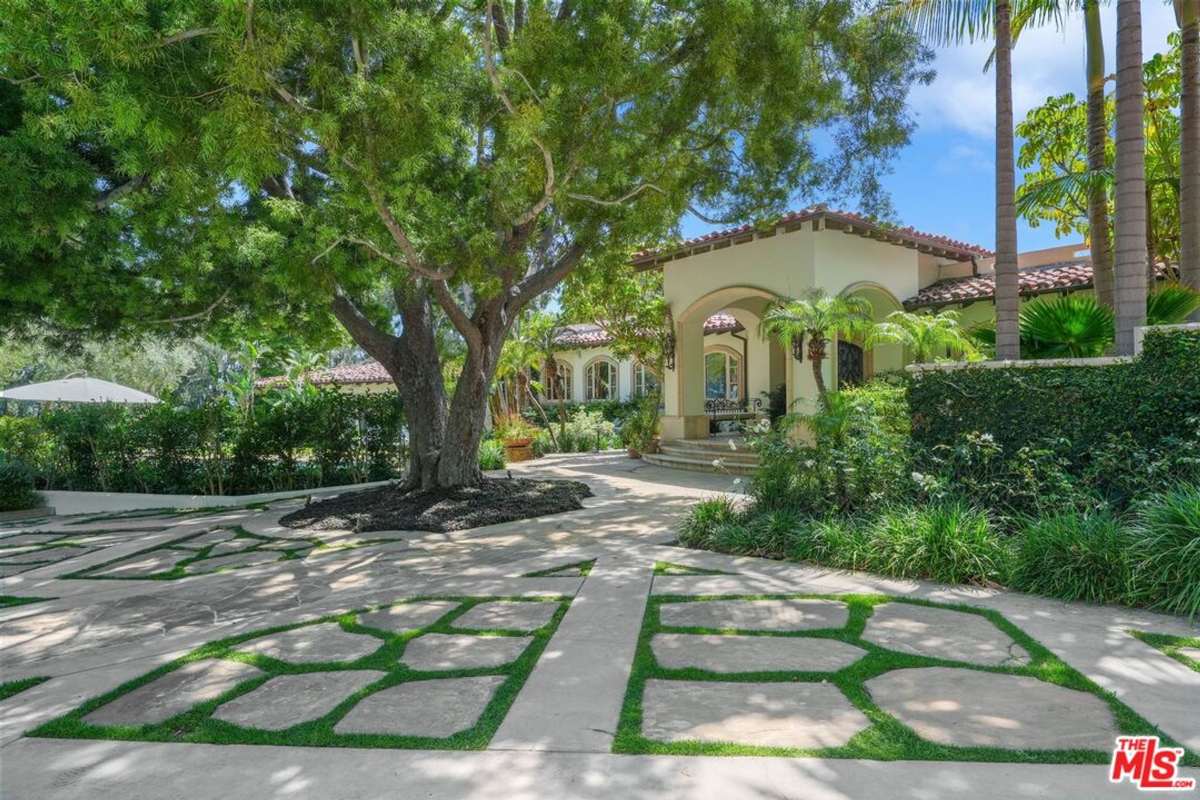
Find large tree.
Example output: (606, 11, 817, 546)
(0, 1, 929, 489)
(1179, 0, 1200, 316)
(1114, 0, 1148, 354)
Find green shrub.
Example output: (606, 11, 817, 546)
(0, 417, 53, 473)
(1128, 486, 1200, 618)
(678, 496, 739, 549)
(1010, 509, 1134, 604)
(477, 439, 507, 471)
(0, 459, 41, 512)
(867, 501, 1010, 585)
(555, 409, 619, 453)
(794, 516, 874, 571)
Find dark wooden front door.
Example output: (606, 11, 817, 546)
(838, 341, 865, 389)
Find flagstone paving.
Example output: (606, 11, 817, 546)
(333, 676, 507, 738)
(211, 670, 385, 731)
(84, 660, 266, 727)
(641, 679, 871, 749)
(864, 667, 1120, 749)
(650, 632, 867, 673)
(453, 601, 559, 632)
(400, 633, 531, 671)
(357, 601, 461, 634)
(234, 623, 381, 664)
(1180, 647, 1200, 664)
(1, 454, 1198, 800)
(658, 598, 849, 631)
(860, 602, 1031, 666)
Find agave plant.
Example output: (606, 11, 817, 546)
(1020, 294, 1115, 358)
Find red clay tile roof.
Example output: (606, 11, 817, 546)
(554, 311, 741, 348)
(257, 313, 743, 387)
(904, 261, 1098, 309)
(631, 207, 993, 265)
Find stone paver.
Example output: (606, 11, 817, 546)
(651, 633, 866, 673)
(234, 623, 381, 664)
(207, 538, 261, 556)
(259, 540, 314, 551)
(401, 633, 530, 671)
(89, 549, 194, 577)
(357, 601, 460, 634)
(181, 530, 238, 548)
(1178, 647, 1200, 665)
(211, 670, 385, 731)
(454, 601, 559, 632)
(184, 550, 284, 574)
(659, 599, 848, 632)
(0, 533, 70, 546)
(861, 603, 1030, 666)
(865, 667, 1119, 750)
(84, 660, 265, 726)
(333, 676, 506, 737)
(642, 679, 871, 749)
(0, 545, 89, 565)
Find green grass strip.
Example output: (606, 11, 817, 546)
(0, 677, 49, 702)
(30, 595, 570, 750)
(520, 559, 595, 578)
(0, 595, 54, 607)
(615, 592, 1198, 766)
(1130, 631, 1200, 673)
(653, 561, 731, 576)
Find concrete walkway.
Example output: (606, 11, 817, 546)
(2, 452, 1198, 800)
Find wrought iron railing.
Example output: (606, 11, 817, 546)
(704, 396, 763, 419)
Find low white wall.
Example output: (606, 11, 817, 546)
(40, 480, 391, 516)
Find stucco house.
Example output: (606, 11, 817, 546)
(283, 207, 1104, 469)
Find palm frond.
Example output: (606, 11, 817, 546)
(1016, 168, 1113, 219)
(1147, 283, 1200, 325)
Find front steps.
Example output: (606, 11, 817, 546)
(642, 436, 758, 475)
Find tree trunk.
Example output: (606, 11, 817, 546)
(438, 333, 504, 487)
(994, 0, 1021, 360)
(1084, 0, 1115, 310)
(1114, 0, 1148, 354)
(1181, 0, 1200, 318)
(807, 336, 829, 407)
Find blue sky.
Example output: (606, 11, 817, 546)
(680, 2, 1181, 254)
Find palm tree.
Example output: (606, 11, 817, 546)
(759, 289, 875, 409)
(867, 308, 981, 362)
(1179, 0, 1200, 317)
(1114, 0, 1148, 354)
(896, 0, 1021, 358)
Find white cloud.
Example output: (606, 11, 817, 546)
(912, 2, 1179, 140)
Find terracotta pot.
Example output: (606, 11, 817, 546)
(627, 447, 642, 459)
(503, 442, 535, 462)
(501, 436, 533, 448)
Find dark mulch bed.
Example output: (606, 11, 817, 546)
(279, 478, 593, 533)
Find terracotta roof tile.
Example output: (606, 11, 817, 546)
(904, 261, 1097, 309)
(554, 312, 741, 348)
(631, 207, 993, 264)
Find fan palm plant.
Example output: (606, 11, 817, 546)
(867, 308, 980, 362)
(759, 289, 875, 409)
(1020, 294, 1115, 357)
(1147, 282, 1200, 324)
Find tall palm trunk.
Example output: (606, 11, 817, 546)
(1114, 0, 1148, 354)
(1084, 0, 1115, 309)
(1180, 0, 1200, 318)
(994, 0, 1021, 360)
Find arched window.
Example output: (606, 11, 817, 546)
(547, 362, 573, 401)
(585, 359, 617, 401)
(633, 362, 660, 397)
(704, 349, 741, 401)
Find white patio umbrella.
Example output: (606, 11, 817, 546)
(0, 377, 160, 405)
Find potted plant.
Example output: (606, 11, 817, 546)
(620, 393, 661, 459)
(494, 415, 538, 462)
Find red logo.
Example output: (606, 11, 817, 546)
(1110, 736, 1196, 791)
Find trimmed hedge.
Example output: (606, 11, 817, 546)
(0, 390, 406, 496)
(908, 329, 1200, 467)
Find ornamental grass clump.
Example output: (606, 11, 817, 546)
(868, 501, 1010, 586)
(1010, 509, 1134, 604)
(1128, 486, 1200, 618)
(677, 496, 739, 550)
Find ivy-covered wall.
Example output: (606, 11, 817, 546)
(908, 329, 1200, 467)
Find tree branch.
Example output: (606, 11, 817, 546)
(564, 183, 665, 207)
(92, 173, 148, 209)
(431, 280, 484, 352)
(0, 72, 42, 86)
(147, 289, 231, 324)
(158, 28, 217, 46)
(508, 241, 585, 312)
(330, 289, 401, 362)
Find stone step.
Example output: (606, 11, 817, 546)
(658, 444, 759, 465)
(642, 451, 757, 476)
